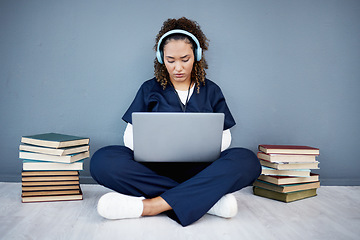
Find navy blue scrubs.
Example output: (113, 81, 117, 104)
(90, 78, 261, 226)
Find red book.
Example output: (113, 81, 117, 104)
(258, 173, 320, 185)
(259, 145, 319, 155)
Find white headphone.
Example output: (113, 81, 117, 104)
(156, 29, 203, 64)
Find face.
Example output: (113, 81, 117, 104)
(163, 39, 195, 89)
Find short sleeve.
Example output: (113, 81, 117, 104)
(210, 83, 236, 130)
(122, 83, 148, 124)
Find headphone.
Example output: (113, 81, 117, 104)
(156, 29, 202, 64)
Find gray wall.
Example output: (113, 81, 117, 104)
(1, 0, 359, 185)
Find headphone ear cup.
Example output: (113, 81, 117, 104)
(156, 50, 163, 64)
(196, 47, 202, 61)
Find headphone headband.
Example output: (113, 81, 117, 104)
(156, 29, 202, 64)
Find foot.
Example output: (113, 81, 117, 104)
(207, 193, 238, 218)
(97, 192, 145, 220)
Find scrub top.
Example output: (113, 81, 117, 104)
(122, 77, 236, 130)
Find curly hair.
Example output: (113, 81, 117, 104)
(154, 17, 209, 93)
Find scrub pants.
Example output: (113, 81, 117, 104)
(90, 145, 261, 227)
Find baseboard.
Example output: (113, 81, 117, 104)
(320, 178, 360, 186)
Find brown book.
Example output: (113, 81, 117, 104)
(22, 189, 81, 197)
(22, 175, 79, 182)
(259, 159, 319, 170)
(257, 152, 317, 163)
(22, 171, 79, 177)
(21, 191, 83, 203)
(22, 185, 80, 191)
(253, 187, 317, 202)
(258, 145, 319, 155)
(22, 180, 79, 186)
(258, 173, 320, 185)
(253, 180, 320, 193)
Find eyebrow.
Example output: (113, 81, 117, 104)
(165, 55, 190, 59)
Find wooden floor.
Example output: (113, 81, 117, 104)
(1, 183, 359, 240)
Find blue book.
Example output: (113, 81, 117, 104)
(261, 166, 311, 177)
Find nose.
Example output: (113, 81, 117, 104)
(174, 62, 183, 72)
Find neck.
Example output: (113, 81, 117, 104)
(170, 79, 193, 91)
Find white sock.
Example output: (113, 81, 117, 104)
(97, 192, 145, 220)
(207, 193, 238, 218)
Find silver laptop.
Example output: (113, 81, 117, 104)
(132, 112, 224, 162)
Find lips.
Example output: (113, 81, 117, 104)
(175, 74, 184, 78)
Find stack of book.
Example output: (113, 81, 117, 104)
(253, 144, 320, 203)
(19, 133, 90, 203)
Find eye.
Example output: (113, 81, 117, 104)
(167, 60, 175, 64)
(182, 59, 190, 62)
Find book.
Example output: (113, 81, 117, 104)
(261, 166, 311, 177)
(22, 189, 81, 197)
(253, 187, 317, 202)
(19, 151, 89, 163)
(21, 133, 89, 149)
(22, 160, 84, 171)
(257, 152, 317, 163)
(22, 171, 79, 177)
(19, 144, 89, 156)
(22, 175, 79, 182)
(253, 180, 320, 193)
(258, 145, 319, 155)
(22, 180, 80, 186)
(22, 185, 80, 191)
(257, 173, 320, 185)
(21, 191, 83, 203)
(259, 159, 319, 170)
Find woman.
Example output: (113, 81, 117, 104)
(90, 17, 261, 227)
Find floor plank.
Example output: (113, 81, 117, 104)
(0, 183, 359, 240)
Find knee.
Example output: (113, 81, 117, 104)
(90, 145, 133, 184)
(224, 147, 261, 180)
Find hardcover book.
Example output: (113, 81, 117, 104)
(259, 159, 319, 170)
(22, 160, 84, 171)
(258, 145, 319, 155)
(257, 173, 320, 185)
(22, 180, 80, 186)
(21, 133, 89, 149)
(22, 171, 79, 177)
(21, 191, 83, 203)
(19, 151, 89, 164)
(253, 187, 317, 202)
(261, 166, 311, 177)
(257, 152, 317, 163)
(22, 189, 81, 197)
(253, 180, 320, 193)
(19, 144, 89, 156)
(22, 175, 80, 182)
(22, 185, 80, 192)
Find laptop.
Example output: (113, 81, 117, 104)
(132, 112, 224, 162)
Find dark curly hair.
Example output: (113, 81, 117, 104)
(154, 17, 209, 93)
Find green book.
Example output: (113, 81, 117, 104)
(253, 186, 317, 203)
(21, 133, 89, 149)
